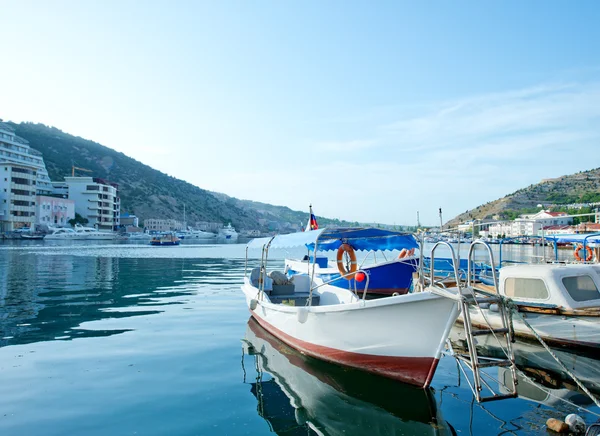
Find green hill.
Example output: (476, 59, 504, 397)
(448, 168, 600, 226)
(9, 121, 356, 231)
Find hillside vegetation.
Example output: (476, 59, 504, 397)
(10, 122, 354, 231)
(448, 168, 600, 226)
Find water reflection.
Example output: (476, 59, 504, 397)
(0, 249, 247, 347)
(449, 325, 600, 407)
(242, 318, 455, 436)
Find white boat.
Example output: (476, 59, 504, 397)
(44, 225, 116, 240)
(466, 262, 600, 351)
(73, 225, 116, 240)
(218, 223, 238, 241)
(242, 228, 460, 388)
(177, 229, 217, 240)
(243, 317, 451, 435)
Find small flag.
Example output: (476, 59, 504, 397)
(309, 213, 318, 230)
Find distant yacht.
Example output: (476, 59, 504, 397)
(218, 223, 238, 241)
(44, 225, 116, 240)
(176, 229, 217, 240)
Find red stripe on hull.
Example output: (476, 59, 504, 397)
(252, 313, 438, 388)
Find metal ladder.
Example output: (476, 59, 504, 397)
(429, 240, 519, 403)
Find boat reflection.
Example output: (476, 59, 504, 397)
(449, 325, 600, 407)
(242, 317, 454, 435)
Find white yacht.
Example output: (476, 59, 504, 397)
(177, 229, 217, 240)
(218, 223, 238, 241)
(44, 228, 78, 240)
(44, 225, 116, 240)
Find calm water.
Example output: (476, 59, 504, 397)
(0, 241, 598, 435)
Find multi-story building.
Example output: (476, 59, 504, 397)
(0, 163, 38, 231)
(0, 121, 53, 195)
(0, 121, 55, 231)
(61, 176, 120, 231)
(483, 210, 573, 238)
(35, 195, 75, 228)
(144, 219, 184, 232)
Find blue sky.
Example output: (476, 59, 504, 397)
(1, 1, 599, 225)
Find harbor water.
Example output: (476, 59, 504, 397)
(0, 241, 598, 435)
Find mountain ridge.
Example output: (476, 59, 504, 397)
(8, 121, 357, 231)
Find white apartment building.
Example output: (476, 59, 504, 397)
(483, 210, 572, 238)
(144, 219, 184, 232)
(62, 177, 121, 231)
(0, 121, 53, 195)
(35, 195, 75, 228)
(0, 163, 38, 231)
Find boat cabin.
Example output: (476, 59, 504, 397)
(497, 264, 600, 311)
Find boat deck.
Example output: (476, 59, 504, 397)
(268, 293, 320, 306)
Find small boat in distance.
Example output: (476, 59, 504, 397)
(150, 233, 181, 246)
(218, 223, 238, 241)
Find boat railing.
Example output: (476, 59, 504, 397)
(428, 241, 461, 288)
(308, 268, 371, 301)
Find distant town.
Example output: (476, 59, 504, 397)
(0, 121, 238, 236)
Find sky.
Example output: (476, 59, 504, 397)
(1, 1, 599, 225)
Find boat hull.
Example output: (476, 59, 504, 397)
(242, 281, 459, 388)
(463, 308, 600, 351)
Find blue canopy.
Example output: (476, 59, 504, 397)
(544, 233, 600, 245)
(246, 227, 418, 252)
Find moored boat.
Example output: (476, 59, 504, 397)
(150, 233, 180, 246)
(284, 228, 420, 296)
(242, 228, 460, 388)
(466, 262, 600, 351)
(218, 223, 238, 241)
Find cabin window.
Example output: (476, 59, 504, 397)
(562, 275, 600, 302)
(504, 278, 549, 300)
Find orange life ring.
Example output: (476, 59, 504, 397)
(574, 244, 594, 262)
(398, 248, 415, 259)
(336, 243, 357, 280)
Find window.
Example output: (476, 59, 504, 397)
(562, 276, 600, 302)
(504, 278, 549, 300)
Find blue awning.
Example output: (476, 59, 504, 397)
(246, 227, 418, 252)
(544, 233, 600, 245)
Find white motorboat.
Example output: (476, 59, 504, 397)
(44, 225, 116, 240)
(73, 225, 116, 240)
(243, 317, 452, 435)
(242, 228, 460, 388)
(466, 262, 600, 351)
(177, 229, 217, 240)
(218, 223, 238, 241)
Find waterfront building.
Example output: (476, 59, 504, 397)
(120, 214, 139, 228)
(35, 195, 75, 228)
(0, 121, 53, 195)
(0, 162, 38, 231)
(195, 221, 222, 232)
(61, 176, 121, 231)
(483, 211, 573, 238)
(144, 218, 184, 232)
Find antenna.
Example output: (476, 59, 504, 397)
(439, 208, 443, 232)
(416, 211, 421, 228)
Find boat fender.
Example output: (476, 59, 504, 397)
(297, 308, 308, 323)
(565, 414, 586, 434)
(489, 303, 499, 313)
(398, 249, 408, 259)
(250, 299, 258, 310)
(479, 302, 490, 310)
(336, 243, 358, 280)
(574, 244, 594, 262)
